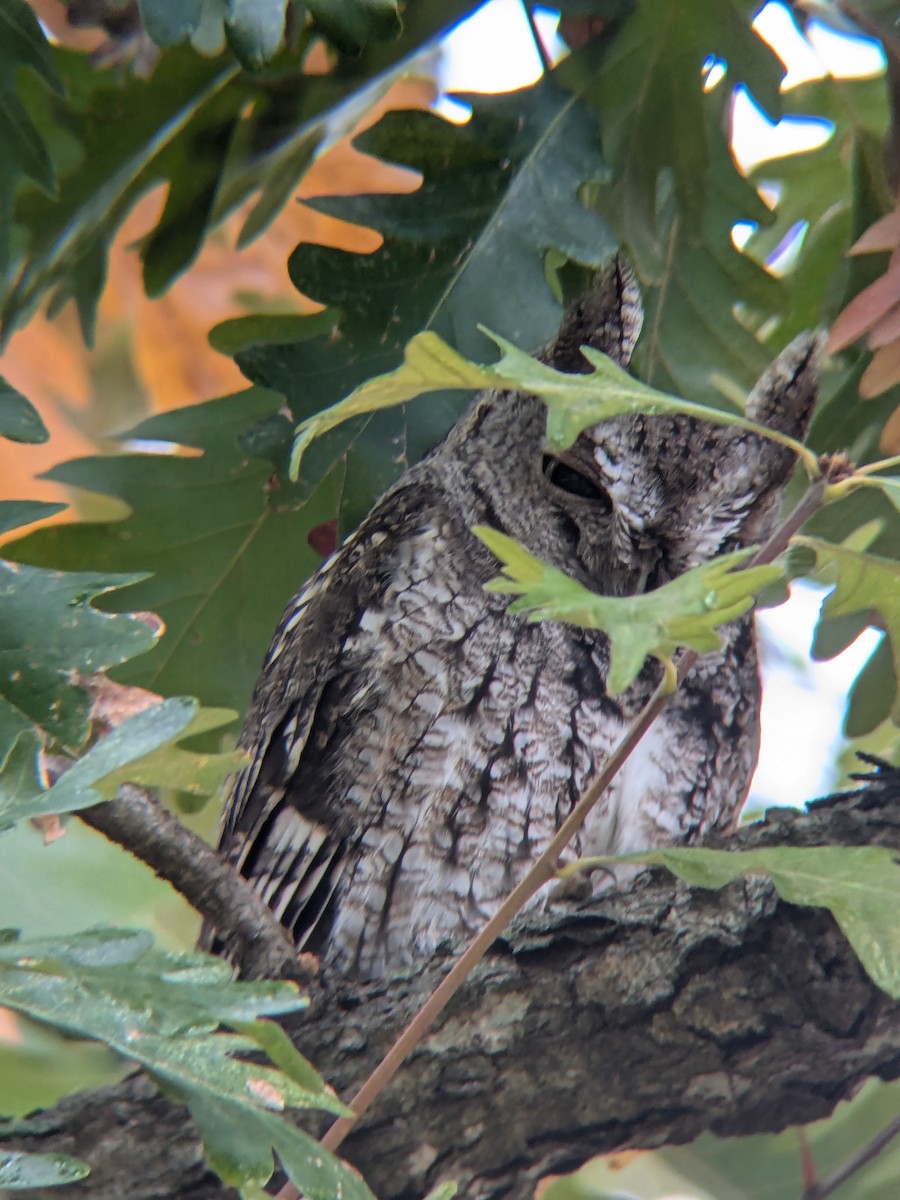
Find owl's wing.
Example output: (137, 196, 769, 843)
(210, 476, 441, 957)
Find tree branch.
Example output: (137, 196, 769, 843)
(4, 771, 899, 1200)
(76, 781, 298, 980)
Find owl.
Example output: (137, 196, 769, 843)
(210, 261, 818, 979)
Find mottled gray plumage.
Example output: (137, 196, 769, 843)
(212, 262, 818, 979)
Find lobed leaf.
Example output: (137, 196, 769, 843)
(6, 390, 343, 717)
(290, 327, 815, 476)
(858, 473, 900, 514)
(570, 0, 784, 406)
(745, 72, 890, 350)
(4, 4, 475, 337)
(0, 929, 366, 1197)
(582, 0, 783, 278)
(799, 536, 900, 722)
(0, 501, 66, 537)
(0, 0, 63, 277)
(0, 376, 49, 444)
(0, 697, 196, 826)
(307, 0, 403, 55)
(9, 82, 616, 717)
(224, 0, 289, 69)
(290, 332, 493, 475)
(89, 705, 243, 803)
(138, 0, 206, 47)
(0, 560, 159, 800)
(473, 527, 783, 693)
(238, 81, 615, 528)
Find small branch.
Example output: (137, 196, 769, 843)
(80, 785, 298, 980)
(42, 756, 298, 981)
(803, 1114, 900, 1200)
(750, 473, 828, 566)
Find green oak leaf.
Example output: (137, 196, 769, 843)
(857, 474, 900, 515)
(289, 328, 815, 477)
(307, 0, 402, 55)
(237, 81, 615, 528)
(473, 527, 783, 693)
(224, 0, 289, 69)
(0, 560, 159, 802)
(5, 390, 343, 717)
(0, 697, 196, 826)
(583, 0, 783, 278)
(0, 376, 49, 443)
(800, 536, 900, 723)
(137, 0, 206, 46)
(290, 332, 493, 475)
(0, 501, 66, 537)
(0, 929, 368, 1199)
(90, 705, 243, 803)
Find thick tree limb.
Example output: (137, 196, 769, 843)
(4, 775, 900, 1200)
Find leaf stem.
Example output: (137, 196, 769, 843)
(854, 454, 900, 476)
(307, 475, 829, 1164)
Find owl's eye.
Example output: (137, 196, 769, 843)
(542, 456, 611, 508)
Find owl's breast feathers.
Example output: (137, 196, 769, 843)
(212, 471, 759, 978)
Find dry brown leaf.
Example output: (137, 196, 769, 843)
(32, 813, 66, 844)
(0, 1006, 23, 1045)
(828, 247, 900, 353)
(880, 403, 900, 453)
(867, 299, 900, 347)
(850, 208, 900, 254)
(861, 337, 900, 397)
(77, 674, 165, 734)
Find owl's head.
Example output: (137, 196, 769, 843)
(448, 261, 819, 599)
(541, 333, 820, 595)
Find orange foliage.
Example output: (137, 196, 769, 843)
(1, 21, 431, 521)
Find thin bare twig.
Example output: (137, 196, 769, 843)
(317, 655, 689, 1159)
(802, 1113, 900, 1199)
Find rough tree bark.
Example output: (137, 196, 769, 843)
(3, 773, 899, 1200)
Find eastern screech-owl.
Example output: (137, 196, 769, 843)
(212, 261, 818, 979)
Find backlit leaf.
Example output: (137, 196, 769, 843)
(801, 536, 900, 722)
(474, 528, 782, 693)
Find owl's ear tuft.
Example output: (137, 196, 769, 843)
(745, 331, 821, 442)
(544, 255, 643, 375)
